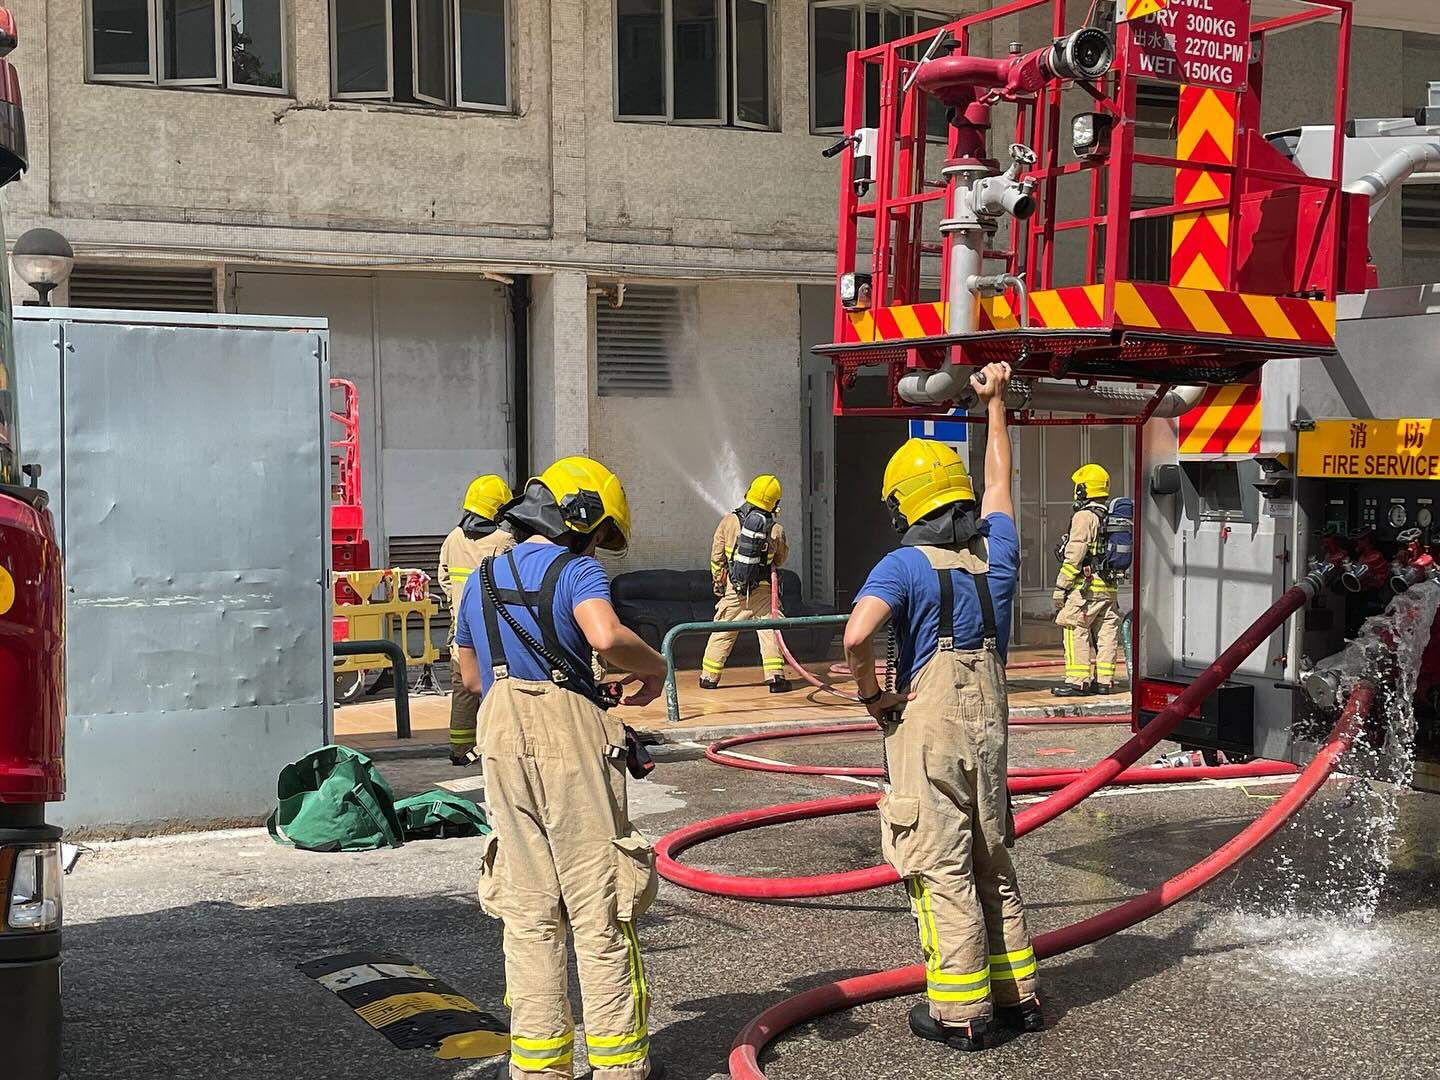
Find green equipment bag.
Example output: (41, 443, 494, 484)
(394, 790, 492, 841)
(267, 745, 406, 852)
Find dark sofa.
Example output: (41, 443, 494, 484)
(611, 568, 838, 670)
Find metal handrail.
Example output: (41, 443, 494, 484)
(661, 615, 850, 723)
(334, 639, 412, 739)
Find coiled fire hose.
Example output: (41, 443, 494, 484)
(656, 567, 1351, 1079)
(724, 682, 1373, 1080)
(659, 571, 1330, 900)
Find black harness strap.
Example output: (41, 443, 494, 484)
(479, 551, 609, 708)
(505, 549, 580, 673)
(935, 566, 999, 652)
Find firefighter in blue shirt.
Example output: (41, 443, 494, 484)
(454, 456, 668, 1080)
(843, 362, 1043, 1052)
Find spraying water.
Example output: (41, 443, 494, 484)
(1225, 580, 1440, 975)
(628, 358, 749, 516)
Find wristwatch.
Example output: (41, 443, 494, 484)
(858, 686, 886, 705)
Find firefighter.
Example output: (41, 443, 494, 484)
(453, 456, 667, 1080)
(699, 475, 791, 693)
(438, 474, 517, 765)
(843, 362, 1043, 1052)
(1051, 463, 1122, 697)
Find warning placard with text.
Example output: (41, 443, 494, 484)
(1125, 0, 1252, 92)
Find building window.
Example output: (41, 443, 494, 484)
(810, 3, 949, 135)
(1129, 198, 1173, 284)
(1402, 185, 1440, 258)
(614, 0, 773, 129)
(1134, 80, 1179, 140)
(596, 285, 685, 397)
(86, 0, 288, 94)
(330, 0, 510, 111)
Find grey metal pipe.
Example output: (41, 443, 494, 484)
(1345, 141, 1440, 220)
(1004, 381, 1206, 418)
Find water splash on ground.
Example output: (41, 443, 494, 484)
(1223, 581, 1440, 974)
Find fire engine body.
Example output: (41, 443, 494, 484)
(818, 1, 1440, 788)
(0, 9, 65, 1077)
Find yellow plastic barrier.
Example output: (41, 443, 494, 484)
(333, 567, 439, 675)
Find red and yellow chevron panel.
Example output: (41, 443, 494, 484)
(1177, 384, 1262, 455)
(1172, 86, 1239, 292)
(1121, 0, 1169, 20)
(841, 282, 1335, 348)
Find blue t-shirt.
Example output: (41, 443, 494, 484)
(453, 541, 612, 694)
(855, 513, 1020, 691)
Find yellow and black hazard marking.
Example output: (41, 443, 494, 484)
(299, 950, 509, 1060)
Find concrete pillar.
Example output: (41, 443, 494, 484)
(529, 269, 592, 468)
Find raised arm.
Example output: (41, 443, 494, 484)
(973, 361, 1014, 520)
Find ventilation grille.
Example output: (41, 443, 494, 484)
(68, 265, 218, 312)
(596, 285, 685, 397)
(1402, 185, 1440, 230)
(387, 534, 450, 638)
(808, 519, 826, 602)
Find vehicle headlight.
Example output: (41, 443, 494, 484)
(7, 844, 62, 932)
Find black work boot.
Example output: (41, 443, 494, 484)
(767, 677, 792, 694)
(1050, 683, 1088, 698)
(995, 996, 1045, 1033)
(698, 676, 720, 690)
(908, 1003, 988, 1052)
(1090, 682, 1114, 696)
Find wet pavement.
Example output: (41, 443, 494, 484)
(63, 724, 1440, 1079)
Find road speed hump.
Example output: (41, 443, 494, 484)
(299, 950, 509, 1060)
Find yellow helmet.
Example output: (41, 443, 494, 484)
(1072, 463, 1110, 501)
(533, 456, 631, 551)
(882, 438, 976, 529)
(462, 474, 513, 520)
(745, 474, 783, 513)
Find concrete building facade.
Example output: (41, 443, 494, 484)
(6, 0, 1440, 611)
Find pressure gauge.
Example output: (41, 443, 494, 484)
(1419, 506, 1434, 529)
(1388, 502, 1409, 529)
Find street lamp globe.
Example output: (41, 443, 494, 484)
(12, 227, 74, 305)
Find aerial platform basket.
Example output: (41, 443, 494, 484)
(819, 0, 1362, 415)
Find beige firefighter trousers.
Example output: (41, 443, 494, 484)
(448, 628, 481, 756)
(701, 585, 786, 681)
(877, 555, 1038, 1025)
(1057, 587, 1122, 689)
(477, 679, 659, 1079)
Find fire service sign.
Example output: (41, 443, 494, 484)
(1298, 419, 1440, 480)
(1126, 0, 1252, 91)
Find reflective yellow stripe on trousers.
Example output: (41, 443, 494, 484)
(1062, 629, 1089, 681)
(908, 878, 991, 1004)
(511, 1031, 575, 1072)
(989, 945, 1038, 983)
(585, 922, 650, 1068)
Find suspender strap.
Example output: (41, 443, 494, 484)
(478, 557, 510, 679)
(936, 567, 955, 651)
(973, 571, 999, 648)
(934, 567, 999, 652)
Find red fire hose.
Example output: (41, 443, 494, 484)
(704, 722, 1248, 778)
(658, 578, 1325, 899)
(725, 683, 1373, 1080)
